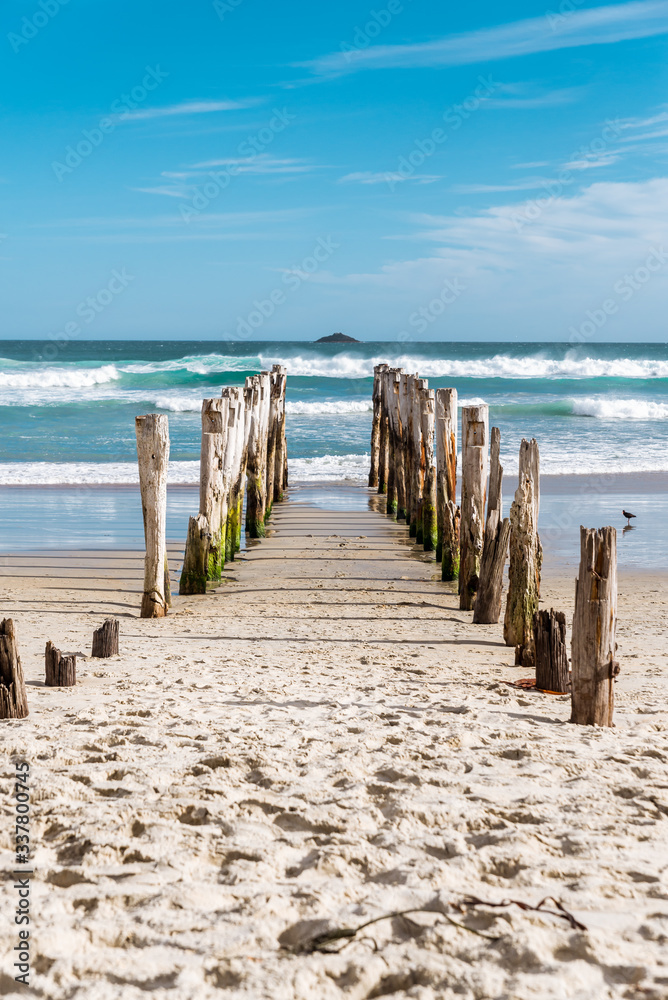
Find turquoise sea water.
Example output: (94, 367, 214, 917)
(0, 340, 666, 564)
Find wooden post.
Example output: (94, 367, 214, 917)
(398, 373, 413, 523)
(199, 398, 227, 581)
(45, 642, 76, 687)
(420, 386, 437, 552)
(92, 618, 119, 658)
(571, 526, 618, 726)
(269, 365, 287, 506)
(534, 610, 569, 693)
(386, 370, 403, 518)
(369, 364, 388, 489)
(405, 375, 422, 537)
(435, 388, 457, 562)
(377, 365, 390, 495)
(135, 414, 169, 618)
(504, 438, 542, 663)
(164, 552, 172, 609)
(179, 514, 210, 594)
(259, 371, 271, 519)
(246, 373, 271, 538)
(0, 619, 28, 719)
(245, 376, 262, 538)
(442, 501, 460, 582)
(473, 427, 510, 624)
(459, 404, 488, 610)
(220, 387, 244, 561)
(412, 378, 427, 543)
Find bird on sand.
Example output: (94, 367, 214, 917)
(623, 509, 636, 526)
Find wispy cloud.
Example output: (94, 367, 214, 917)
(29, 209, 308, 243)
(190, 155, 315, 175)
(131, 157, 319, 199)
(123, 98, 260, 121)
(616, 107, 668, 143)
(303, 1, 668, 77)
(338, 171, 441, 186)
(563, 152, 621, 170)
(452, 180, 555, 193)
(132, 185, 186, 198)
(483, 86, 581, 110)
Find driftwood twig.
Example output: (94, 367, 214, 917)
(291, 895, 586, 954)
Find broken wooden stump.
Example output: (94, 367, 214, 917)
(534, 610, 569, 693)
(571, 526, 618, 726)
(179, 514, 210, 595)
(459, 404, 489, 610)
(92, 618, 119, 658)
(474, 427, 510, 624)
(45, 641, 76, 687)
(135, 413, 170, 618)
(504, 438, 542, 664)
(0, 619, 28, 719)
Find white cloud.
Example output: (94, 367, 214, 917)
(130, 157, 318, 200)
(617, 107, 668, 144)
(30, 209, 307, 240)
(304, 1, 668, 77)
(122, 99, 259, 121)
(452, 180, 554, 193)
(483, 87, 581, 109)
(563, 153, 620, 170)
(320, 178, 668, 339)
(338, 171, 441, 185)
(190, 155, 315, 175)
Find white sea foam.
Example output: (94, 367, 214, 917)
(120, 354, 261, 375)
(285, 453, 371, 483)
(3, 446, 668, 485)
(0, 455, 371, 485)
(147, 397, 374, 416)
(0, 461, 200, 485)
(151, 395, 203, 413)
(0, 364, 120, 389)
(285, 400, 372, 415)
(571, 397, 668, 420)
(260, 352, 668, 380)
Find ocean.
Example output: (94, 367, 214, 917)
(0, 339, 666, 565)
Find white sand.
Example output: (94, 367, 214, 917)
(1, 498, 667, 999)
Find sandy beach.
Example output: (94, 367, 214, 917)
(1, 487, 667, 999)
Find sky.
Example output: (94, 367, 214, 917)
(1, 0, 668, 342)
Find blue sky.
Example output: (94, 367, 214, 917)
(2, 0, 668, 341)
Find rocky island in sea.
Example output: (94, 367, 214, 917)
(315, 332, 360, 343)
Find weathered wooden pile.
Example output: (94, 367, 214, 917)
(369, 366, 518, 618)
(368, 363, 619, 728)
(179, 366, 288, 597)
(132, 366, 288, 615)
